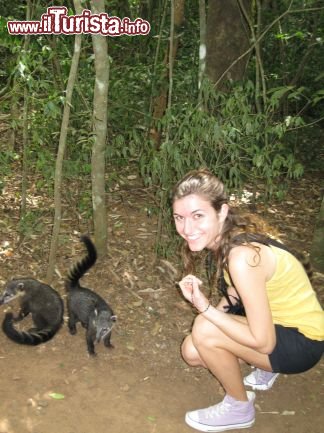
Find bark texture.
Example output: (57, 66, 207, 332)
(90, 0, 109, 255)
(206, 0, 251, 90)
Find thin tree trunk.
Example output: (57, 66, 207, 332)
(46, 0, 82, 282)
(166, 0, 175, 141)
(198, 0, 207, 104)
(9, 96, 19, 151)
(90, 0, 109, 255)
(150, 0, 185, 148)
(147, 0, 168, 146)
(20, 0, 31, 221)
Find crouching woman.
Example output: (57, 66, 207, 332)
(172, 169, 324, 432)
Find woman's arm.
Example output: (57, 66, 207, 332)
(210, 245, 276, 353)
(179, 244, 276, 354)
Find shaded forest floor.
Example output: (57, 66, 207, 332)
(0, 162, 323, 433)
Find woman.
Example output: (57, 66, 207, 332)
(172, 169, 324, 432)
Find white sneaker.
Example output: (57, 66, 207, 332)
(244, 368, 279, 391)
(185, 391, 255, 432)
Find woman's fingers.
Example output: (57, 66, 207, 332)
(179, 275, 202, 287)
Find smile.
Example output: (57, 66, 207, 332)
(186, 235, 201, 241)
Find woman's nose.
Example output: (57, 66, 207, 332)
(183, 218, 193, 236)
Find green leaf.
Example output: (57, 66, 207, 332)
(294, 31, 305, 39)
(49, 392, 65, 400)
(268, 86, 294, 100)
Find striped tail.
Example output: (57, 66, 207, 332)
(65, 235, 97, 290)
(2, 313, 61, 346)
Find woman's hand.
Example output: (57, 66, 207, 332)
(178, 274, 210, 313)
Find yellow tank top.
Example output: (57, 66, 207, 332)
(266, 245, 324, 340)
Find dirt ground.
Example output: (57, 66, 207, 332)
(0, 167, 323, 433)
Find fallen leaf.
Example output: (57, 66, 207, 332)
(151, 322, 161, 336)
(48, 392, 65, 400)
(126, 343, 135, 351)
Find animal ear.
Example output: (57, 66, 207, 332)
(111, 315, 117, 322)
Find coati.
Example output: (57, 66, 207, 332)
(65, 235, 116, 356)
(0, 278, 64, 345)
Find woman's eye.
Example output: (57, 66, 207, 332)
(174, 215, 183, 221)
(194, 213, 203, 219)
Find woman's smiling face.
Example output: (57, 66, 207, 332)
(173, 194, 228, 251)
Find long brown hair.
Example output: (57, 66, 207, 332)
(172, 169, 271, 282)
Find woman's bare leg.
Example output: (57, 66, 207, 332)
(181, 314, 274, 401)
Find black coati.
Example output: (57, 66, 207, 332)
(65, 235, 116, 356)
(0, 278, 64, 345)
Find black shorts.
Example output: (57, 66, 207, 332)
(269, 325, 324, 374)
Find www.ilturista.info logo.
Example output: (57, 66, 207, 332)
(7, 6, 151, 36)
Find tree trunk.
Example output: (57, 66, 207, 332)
(198, 0, 207, 101)
(310, 195, 324, 272)
(20, 0, 31, 221)
(206, 0, 251, 90)
(46, 0, 82, 283)
(150, 0, 185, 148)
(8, 96, 19, 151)
(90, 0, 109, 256)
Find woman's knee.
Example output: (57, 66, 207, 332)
(191, 314, 223, 349)
(181, 334, 205, 367)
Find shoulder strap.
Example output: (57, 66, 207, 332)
(232, 233, 293, 253)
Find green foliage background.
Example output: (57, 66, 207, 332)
(0, 0, 323, 251)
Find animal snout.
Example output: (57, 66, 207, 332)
(96, 326, 111, 342)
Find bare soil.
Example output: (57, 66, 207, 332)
(0, 167, 323, 433)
